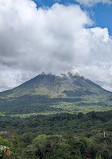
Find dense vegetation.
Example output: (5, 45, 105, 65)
(0, 74, 112, 158)
(0, 110, 112, 159)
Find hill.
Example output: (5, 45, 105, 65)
(0, 73, 112, 116)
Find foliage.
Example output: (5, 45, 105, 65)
(0, 111, 112, 158)
(0, 74, 112, 158)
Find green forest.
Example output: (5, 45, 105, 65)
(0, 110, 112, 159)
(0, 74, 112, 159)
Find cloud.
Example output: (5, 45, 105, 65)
(0, 0, 112, 91)
(0, 66, 22, 91)
(72, 62, 112, 91)
(75, 0, 112, 6)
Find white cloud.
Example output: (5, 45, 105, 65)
(0, 0, 112, 91)
(75, 0, 112, 6)
(72, 62, 112, 91)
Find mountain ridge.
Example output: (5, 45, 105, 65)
(0, 73, 112, 116)
(0, 73, 110, 97)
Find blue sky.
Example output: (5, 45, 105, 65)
(33, 0, 112, 35)
(92, 4, 112, 35)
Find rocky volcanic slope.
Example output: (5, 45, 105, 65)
(0, 73, 112, 115)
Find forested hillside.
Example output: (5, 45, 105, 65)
(0, 111, 112, 159)
(0, 74, 112, 159)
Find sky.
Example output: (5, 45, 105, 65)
(0, 0, 112, 91)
